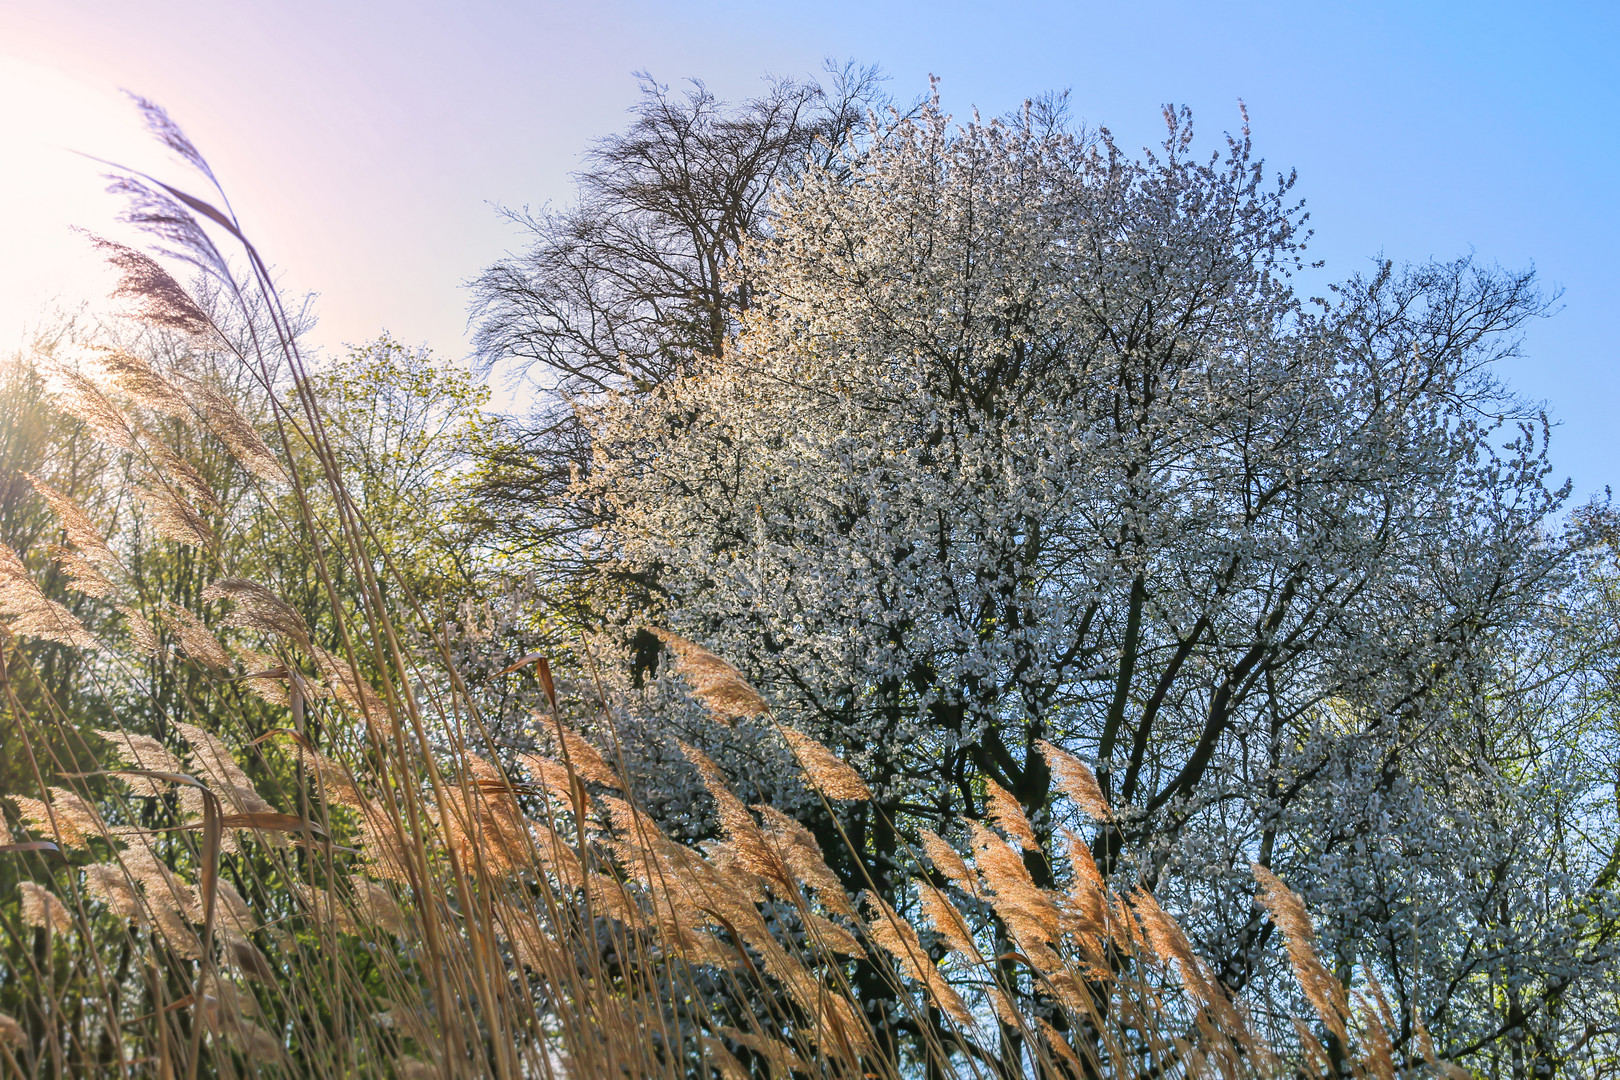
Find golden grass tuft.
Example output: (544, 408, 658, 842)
(188, 382, 289, 484)
(0, 541, 98, 648)
(83, 235, 213, 334)
(916, 883, 982, 965)
(863, 893, 976, 1028)
(777, 724, 870, 801)
(137, 482, 217, 548)
(160, 606, 233, 669)
(309, 642, 390, 725)
(17, 881, 72, 935)
(1037, 739, 1112, 822)
(203, 578, 311, 649)
(555, 725, 621, 788)
(650, 628, 768, 721)
(965, 819, 1058, 943)
(149, 442, 223, 513)
(753, 802, 856, 915)
(117, 604, 161, 654)
(920, 828, 981, 899)
(679, 742, 786, 889)
(98, 347, 193, 416)
(1059, 826, 1108, 932)
(983, 777, 1038, 850)
(52, 549, 117, 598)
(1253, 863, 1350, 1045)
(83, 863, 145, 923)
(26, 474, 120, 571)
(49, 365, 140, 452)
(9, 791, 101, 849)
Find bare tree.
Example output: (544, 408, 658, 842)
(467, 63, 891, 562)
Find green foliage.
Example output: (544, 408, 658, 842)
(299, 334, 495, 607)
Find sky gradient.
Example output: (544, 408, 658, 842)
(1, 0, 1614, 500)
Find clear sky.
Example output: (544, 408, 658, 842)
(1, 1, 1615, 501)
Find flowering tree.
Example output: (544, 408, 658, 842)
(583, 98, 1619, 1070)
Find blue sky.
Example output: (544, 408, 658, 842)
(2, 0, 1614, 500)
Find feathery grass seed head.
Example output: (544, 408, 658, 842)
(651, 628, 767, 721)
(18, 882, 72, 935)
(778, 725, 870, 801)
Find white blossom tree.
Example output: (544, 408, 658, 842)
(582, 97, 1618, 1071)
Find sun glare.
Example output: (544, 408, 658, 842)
(0, 57, 185, 355)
